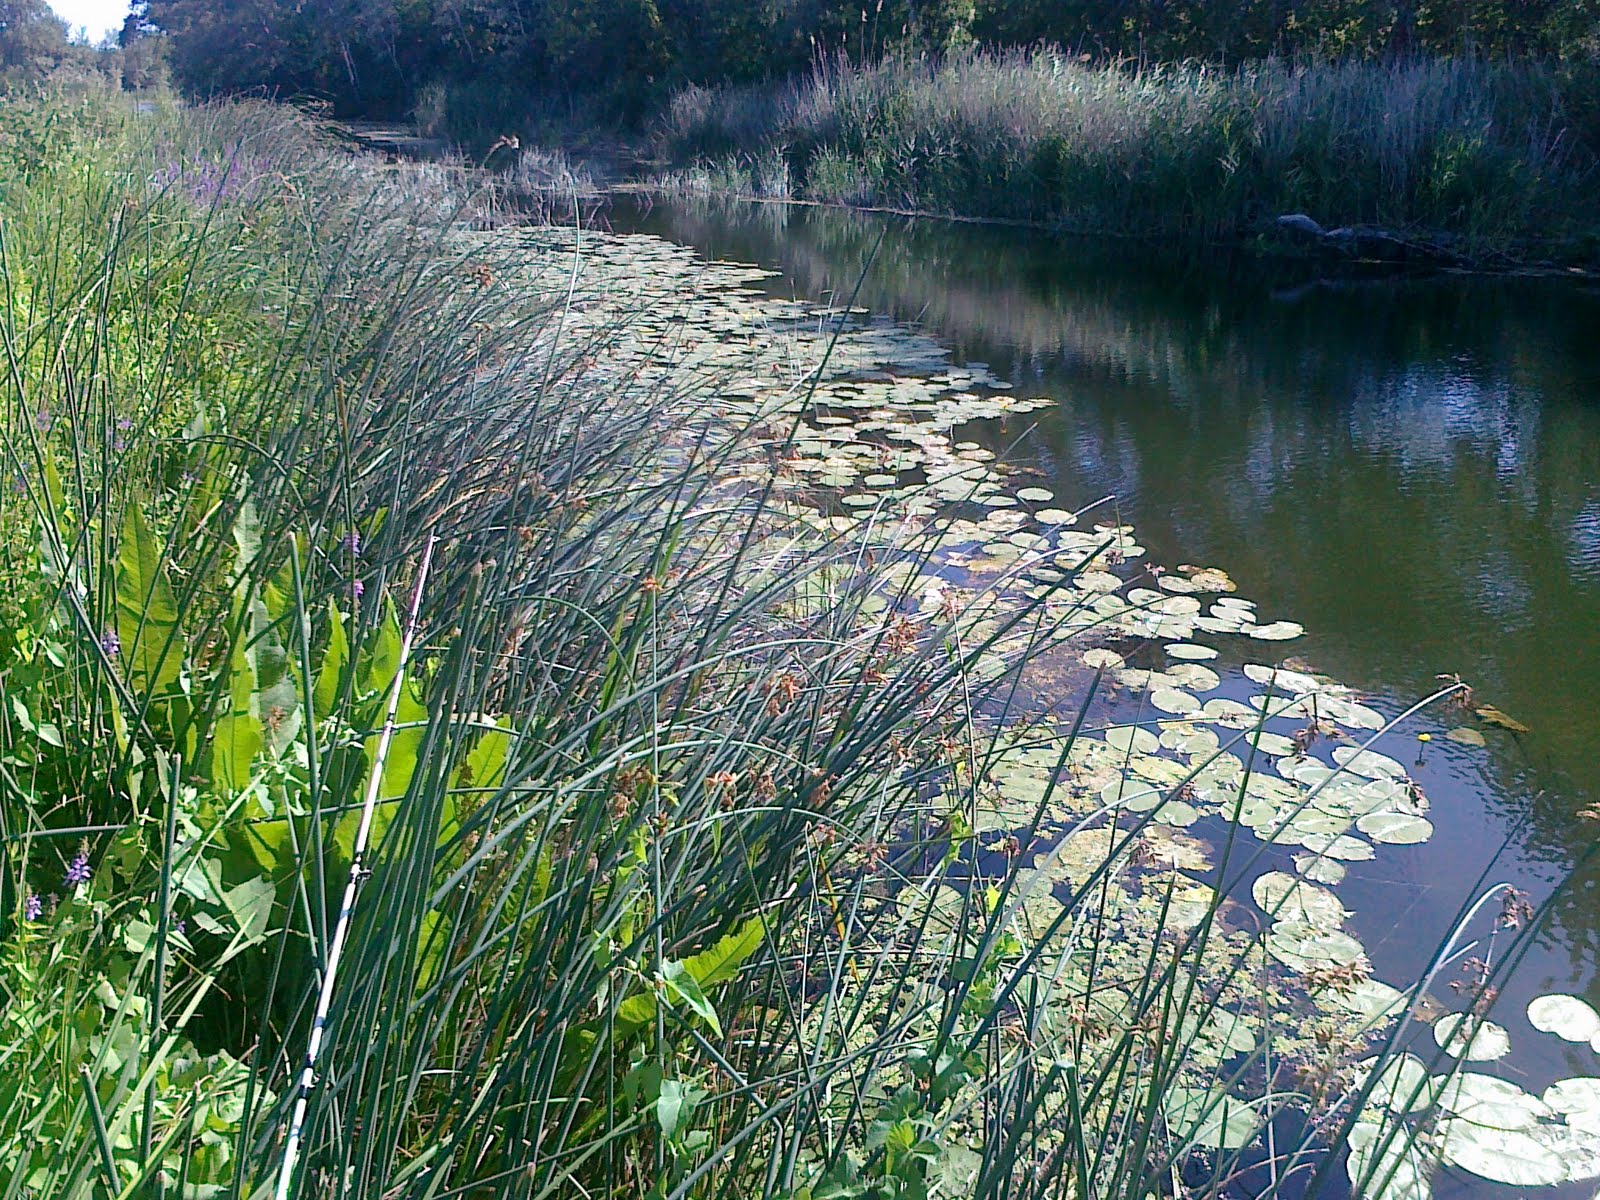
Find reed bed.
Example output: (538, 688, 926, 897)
(660, 50, 1600, 250)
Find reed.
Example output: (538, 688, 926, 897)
(0, 84, 1572, 1200)
(659, 49, 1600, 251)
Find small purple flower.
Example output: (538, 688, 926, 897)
(64, 853, 92, 889)
(112, 438, 127, 453)
(175, 918, 186, 935)
(115, 417, 133, 431)
(23, 893, 42, 920)
(341, 530, 362, 557)
(98, 629, 121, 657)
(181, 470, 199, 484)
(34, 409, 52, 432)
(350, 578, 366, 600)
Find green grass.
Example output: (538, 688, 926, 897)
(658, 49, 1600, 255)
(0, 82, 1576, 1200)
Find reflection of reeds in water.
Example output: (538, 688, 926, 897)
(659, 50, 1599, 249)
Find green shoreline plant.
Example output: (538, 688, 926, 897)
(1, 84, 1591, 1200)
(657, 49, 1600, 259)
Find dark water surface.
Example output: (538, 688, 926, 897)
(610, 198, 1600, 1174)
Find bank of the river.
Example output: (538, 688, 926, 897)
(652, 49, 1600, 271)
(4, 88, 1596, 1200)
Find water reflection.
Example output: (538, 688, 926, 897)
(614, 196, 1600, 986)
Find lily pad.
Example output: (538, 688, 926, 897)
(1432, 1014, 1511, 1061)
(1434, 1072, 1551, 1128)
(1438, 1123, 1565, 1186)
(1266, 922, 1365, 971)
(1347, 1121, 1432, 1200)
(1529, 994, 1600, 1043)
(1355, 813, 1434, 846)
(1246, 620, 1305, 641)
(1544, 1078, 1600, 1133)
(1150, 687, 1201, 716)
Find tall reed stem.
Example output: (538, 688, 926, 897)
(273, 536, 438, 1200)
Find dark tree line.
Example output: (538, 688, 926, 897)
(10, 0, 1599, 120)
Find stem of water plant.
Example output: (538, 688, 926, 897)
(273, 535, 437, 1200)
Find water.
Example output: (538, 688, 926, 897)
(609, 196, 1600, 1190)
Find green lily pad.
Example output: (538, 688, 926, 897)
(1266, 922, 1365, 971)
(1346, 1121, 1432, 1200)
(1150, 687, 1201, 716)
(1432, 1014, 1511, 1061)
(1529, 994, 1600, 1043)
(1544, 1078, 1600, 1133)
(1438, 1122, 1565, 1186)
(1355, 813, 1434, 846)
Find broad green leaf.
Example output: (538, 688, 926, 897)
(115, 504, 182, 698)
(682, 917, 764, 988)
(211, 712, 262, 795)
(314, 599, 348, 721)
(656, 1080, 689, 1141)
(222, 876, 276, 945)
(663, 961, 722, 1036)
(360, 597, 403, 697)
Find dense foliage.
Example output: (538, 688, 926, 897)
(121, 0, 1600, 126)
(660, 50, 1600, 249)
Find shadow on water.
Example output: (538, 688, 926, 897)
(609, 197, 1600, 994)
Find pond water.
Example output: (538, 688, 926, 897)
(606, 197, 1600, 1195)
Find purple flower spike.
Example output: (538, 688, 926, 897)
(341, 530, 362, 557)
(98, 629, 121, 657)
(24, 893, 42, 920)
(350, 579, 366, 600)
(64, 853, 92, 889)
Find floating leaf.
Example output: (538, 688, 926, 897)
(1529, 994, 1600, 1043)
(1346, 1121, 1433, 1200)
(1474, 704, 1530, 733)
(1266, 922, 1364, 971)
(1445, 727, 1486, 746)
(1252, 872, 1346, 929)
(1432, 1014, 1511, 1061)
(1150, 687, 1201, 716)
(1333, 746, 1407, 780)
(1544, 1079, 1600, 1133)
(1247, 620, 1304, 641)
(1359, 1054, 1434, 1113)
(1165, 643, 1217, 661)
(1435, 1073, 1551, 1128)
(1438, 1123, 1564, 1186)
(1355, 813, 1434, 845)
(1164, 1086, 1261, 1150)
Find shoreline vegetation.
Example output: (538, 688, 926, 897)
(651, 51, 1600, 268)
(3, 82, 1597, 1200)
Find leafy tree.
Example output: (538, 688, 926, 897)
(0, 0, 68, 80)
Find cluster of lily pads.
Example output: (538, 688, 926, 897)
(512, 225, 1590, 1198)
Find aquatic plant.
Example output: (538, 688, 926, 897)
(658, 50, 1599, 254)
(0, 86, 1591, 1200)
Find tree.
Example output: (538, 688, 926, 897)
(0, 0, 68, 79)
